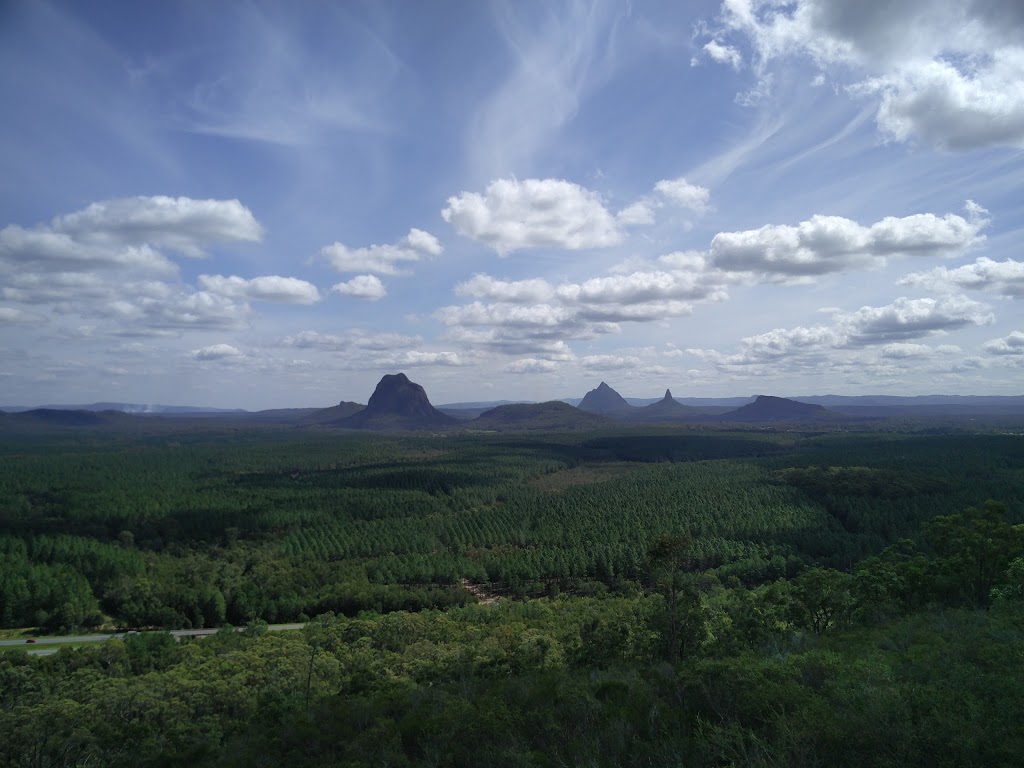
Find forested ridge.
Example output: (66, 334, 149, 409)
(1, 425, 1022, 766)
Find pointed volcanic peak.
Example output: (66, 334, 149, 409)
(332, 373, 457, 430)
(469, 401, 612, 431)
(578, 382, 636, 417)
(719, 395, 836, 422)
(626, 389, 703, 423)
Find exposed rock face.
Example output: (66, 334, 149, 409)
(578, 382, 635, 416)
(721, 395, 833, 422)
(334, 373, 456, 430)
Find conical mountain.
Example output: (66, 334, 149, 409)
(626, 389, 702, 423)
(578, 382, 635, 416)
(333, 373, 456, 430)
(719, 395, 834, 422)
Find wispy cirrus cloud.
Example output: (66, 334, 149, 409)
(166, 4, 403, 145)
(468, 1, 629, 176)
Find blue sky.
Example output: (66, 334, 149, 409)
(1, 0, 1023, 409)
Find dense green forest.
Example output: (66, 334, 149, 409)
(1, 424, 1022, 765)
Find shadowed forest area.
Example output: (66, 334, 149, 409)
(1, 425, 1022, 766)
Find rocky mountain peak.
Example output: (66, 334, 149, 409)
(338, 373, 456, 430)
(579, 382, 634, 415)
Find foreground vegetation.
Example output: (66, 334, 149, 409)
(0, 424, 1022, 765)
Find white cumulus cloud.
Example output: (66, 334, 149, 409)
(616, 200, 657, 226)
(710, 203, 987, 278)
(703, 41, 742, 70)
(843, 294, 994, 344)
(455, 275, 556, 303)
(879, 343, 959, 359)
(379, 350, 465, 367)
(689, 294, 993, 370)
(50, 196, 263, 257)
(191, 343, 244, 361)
(282, 329, 420, 351)
(442, 178, 622, 254)
(706, 0, 1024, 150)
(898, 257, 1024, 297)
(331, 275, 387, 300)
(558, 270, 727, 304)
(321, 228, 442, 275)
(581, 354, 642, 371)
(197, 274, 321, 304)
(983, 331, 1024, 356)
(437, 301, 574, 329)
(0, 197, 270, 338)
(654, 177, 711, 213)
(440, 256, 730, 360)
(504, 358, 558, 374)
(0, 227, 175, 274)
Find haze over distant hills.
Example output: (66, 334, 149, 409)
(626, 390, 705, 423)
(719, 395, 837, 422)
(468, 401, 610, 431)
(4, 375, 1024, 432)
(301, 401, 366, 425)
(7, 392, 1024, 416)
(0, 402, 246, 414)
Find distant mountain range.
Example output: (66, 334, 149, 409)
(626, 390, 706, 422)
(3, 376, 1024, 432)
(6, 393, 1024, 415)
(469, 401, 611, 431)
(0, 402, 246, 414)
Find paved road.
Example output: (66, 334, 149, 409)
(2, 623, 306, 655)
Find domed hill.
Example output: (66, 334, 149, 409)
(578, 382, 636, 417)
(331, 373, 457, 431)
(301, 400, 366, 425)
(626, 389, 703, 423)
(468, 401, 611, 431)
(718, 395, 837, 422)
